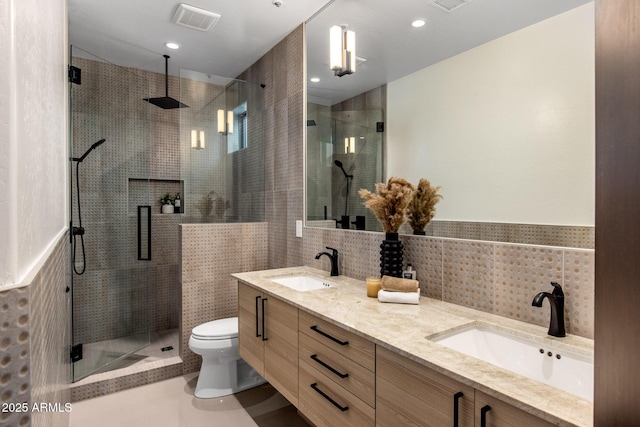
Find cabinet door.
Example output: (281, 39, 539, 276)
(264, 294, 299, 406)
(475, 391, 556, 427)
(376, 346, 474, 427)
(238, 282, 264, 376)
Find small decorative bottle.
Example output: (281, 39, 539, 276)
(403, 263, 417, 280)
(174, 193, 181, 214)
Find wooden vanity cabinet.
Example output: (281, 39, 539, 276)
(237, 281, 299, 406)
(376, 345, 474, 427)
(474, 391, 555, 427)
(298, 310, 376, 427)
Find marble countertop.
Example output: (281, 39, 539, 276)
(232, 266, 594, 427)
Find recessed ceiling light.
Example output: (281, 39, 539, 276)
(412, 19, 426, 28)
(310, 77, 320, 83)
(165, 42, 180, 50)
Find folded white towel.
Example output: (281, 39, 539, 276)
(377, 289, 420, 305)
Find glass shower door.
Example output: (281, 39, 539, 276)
(70, 46, 151, 381)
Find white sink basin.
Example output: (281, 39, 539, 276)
(270, 275, 335, 292)
(430, 325, 593, 401)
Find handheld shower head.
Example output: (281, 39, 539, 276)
(334, 160, 353, 178)
(73, 138, 106, 162)
(91, 138, 106, 150)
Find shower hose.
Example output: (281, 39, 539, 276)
(72, 160, 86, 275)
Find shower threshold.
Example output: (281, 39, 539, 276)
(72, 329, 181, 392)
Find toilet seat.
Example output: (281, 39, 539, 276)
(191, 317, 238, 340)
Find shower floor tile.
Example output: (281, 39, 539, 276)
(69, 373, 310, 427)
(73, 328, 180, 385)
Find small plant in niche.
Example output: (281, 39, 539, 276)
(159, 193, 175, 206)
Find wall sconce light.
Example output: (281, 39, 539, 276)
(217, 109, 234, 134)
(191, 129, 205, 150)
(344, 136, 355, 154)
(330, 25, 356, 77)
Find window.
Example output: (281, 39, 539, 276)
(227, 102, 248, 153)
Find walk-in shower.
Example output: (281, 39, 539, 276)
(70, 48, 265, 384)
(306, 104, 383, 230)
(70, 47, 152, 381)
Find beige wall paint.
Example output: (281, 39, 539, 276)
(388, 3, 594, 226)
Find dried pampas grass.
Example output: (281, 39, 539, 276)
(407, 178, 442, 233)
(358, 177, 415, 233)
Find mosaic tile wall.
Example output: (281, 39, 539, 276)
(180, 223, 268, 374)
(0, 233, 71, 427)
(397, 221, 595, 249)
(303, 227, 595, 339)
(237, 24, 305, 270)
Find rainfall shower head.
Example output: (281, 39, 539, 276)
(334, 160, 353, 178)
(72, 138, 106, 163)
(144, 55, 189, 109)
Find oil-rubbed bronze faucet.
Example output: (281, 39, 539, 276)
(315, 247, 339, 276)
(532, 282, 566, 337)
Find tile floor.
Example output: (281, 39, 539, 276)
(69, 373, 310, 427)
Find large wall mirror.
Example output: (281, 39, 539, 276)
(305, 0, 595, 248)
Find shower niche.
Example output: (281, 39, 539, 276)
(129, 178, 185, 215)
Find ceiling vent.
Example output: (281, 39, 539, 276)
(430, 0, 471, 13)
(172, 4, 221, 32)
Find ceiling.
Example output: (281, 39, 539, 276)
(69, 0, 593, 103)
(68, 0, 329, 77)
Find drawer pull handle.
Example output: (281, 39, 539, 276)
(310, 354, 349, 379)
(261, 297, 268, 341)
(310, 382, 349, 412)
(310, 325, 349, 346)
(480, 405, 491, 427)
(255, 296, 261, 338)
(453, 391, 464, 427)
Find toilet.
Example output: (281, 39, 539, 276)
(189, 317, 265, 398)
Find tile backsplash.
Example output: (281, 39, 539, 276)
(303, 227, 594, 339)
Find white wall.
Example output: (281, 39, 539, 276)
(388, 3, 594, 226)
(0, 0, 68, 289)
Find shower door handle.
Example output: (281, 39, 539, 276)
(137, 206, 152, 261)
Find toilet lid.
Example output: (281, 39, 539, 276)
(192, 317, 238, 340)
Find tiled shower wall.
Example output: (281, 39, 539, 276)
(180, 223, 268, 374)
(304, 227, 595, 339)
(70, 57, 210, 343)
(0, 233, 71, 427)
(238, 25, 305, 270)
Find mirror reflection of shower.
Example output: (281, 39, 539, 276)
(334, 159, 353, 228)
(71, 138, 106, 275)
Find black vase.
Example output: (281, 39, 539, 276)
(380, 232, 404, 278)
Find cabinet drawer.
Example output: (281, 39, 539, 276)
(299, 359, 375, 427)
(376, 345, 474, 427)
(300, 332, 375, 407)
(299, 310, 375, 371)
